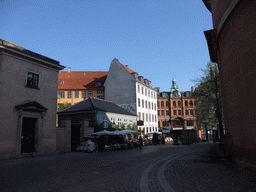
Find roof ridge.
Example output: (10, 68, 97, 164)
(89, 97, 96, 110)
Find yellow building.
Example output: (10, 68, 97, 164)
(57, 68, 108, 110)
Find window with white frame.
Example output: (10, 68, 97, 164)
(145, 101, 147, 109)
(58, 92, 65, 98)
(81, 91, 86, 98)
(75, 91, 79, 98)
(141, 87, 144, 94)
(148, 90, 150, 97)
(142, 100, 144, 108)
(138, 98, 140, 107)
(67, 91, 72, 98)
(88, 91, 92, 97)
(61, 81, 64, 84)
(145, 88, 147, 96)
(149, 102, 150, 109)
(138, 85, 140, 93)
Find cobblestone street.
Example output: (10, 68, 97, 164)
(1, 143, 256, 192)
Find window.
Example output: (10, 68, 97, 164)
(187, 120, 194, 126)
(158, 110, 160, 116)
(103, 117, 108, 128)
(185, 101, 188, 107)
(145, 88, 147, 96)
(190, 110, 193, 116)
(174, 91, 178, 97)
(138, 85, 140, 93)
(166, 101, 169, 108)
(154, 93, 156, 99)
(152, 103, 153, 110)
(149, 114, 151, 122)
(155, 115, 157, 122)
(190, 101, 193, 107)
(161, 110, 165, 116)
(97, 90, 104, 94)
(149, 102, 150, 109)
(26, 71, 39, 89)
(141, 87, 144, 94)
(154, 104, 156, 110)
(61, 81, 64, 84)
(145, 101, 147, 109)
(96, 81, 102, 87)
(178, 101, 181, 106)
(173, 110, 177, 115)
(185, 110, 188, 116)
(138, 112, 141, 120)
(178, 110, 181, 116)
(173, 101, 176, 107)
(148, 90, 150, 97)
(151, 92, 153, 98)
(88, 91, 92, 97)
(97, 96, 104, 99)
(157, 101, 159, 108)
(146, 114, 148, 122)
(161, 101, 164, 107)
(142, 113, 145, 121)
(142, 100, 144, 108)
(152, 114, 154, 122)
(81, 91, 86, 98)
(58, 92, 65, 98)
(138, 98, 140, 107)
(67, 92, 72, 98)
(166, 110, 169, 116)
(75, 91, 79, 98)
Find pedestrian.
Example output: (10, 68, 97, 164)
(139, 136, 143, 149)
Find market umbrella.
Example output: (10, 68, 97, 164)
(90, 129, 114, 136)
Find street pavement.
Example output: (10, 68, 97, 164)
(1, 142, 256, 192)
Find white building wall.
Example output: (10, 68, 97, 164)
(96, 111, 137, 128)
(136, 82, 158, 135)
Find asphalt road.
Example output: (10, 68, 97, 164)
(1, 143, 256, 192)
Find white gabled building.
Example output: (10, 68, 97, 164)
(104, 58, 158, 135)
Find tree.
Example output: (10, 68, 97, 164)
(191, 62, 224, 141)
(127, 124, 132, 130)
(132, 123, 137, 131)
(121, 124, 125, 130)
(58, 103, 71, 111)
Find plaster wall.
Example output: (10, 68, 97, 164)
(105, 59, 136, 105)
(0, 52, 59, 156)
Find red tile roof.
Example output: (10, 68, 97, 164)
(121, 64, 136, 74)
(58, 71, 108, 90)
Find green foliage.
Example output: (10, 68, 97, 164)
(132, 123, 137, 131)
(127, 124, 132, 130)
(121, 124, 125, 130)
(114, 124, 119, 130)
(58, 103, 71, 111)
(191, 62, 224, 140)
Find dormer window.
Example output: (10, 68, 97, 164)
(96, 81, 102, 87)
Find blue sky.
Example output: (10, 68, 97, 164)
(1, 0, 212, 92)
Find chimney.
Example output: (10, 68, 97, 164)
(68, 67, 71, 72)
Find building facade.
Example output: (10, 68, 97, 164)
(202, 0, 256, 168)
(58, 97, 137, 151)
(57, 69, 108, 109)
(104, 59, 158, 135)
(157, 78, 196, 135)
(0, 39, 64, 157)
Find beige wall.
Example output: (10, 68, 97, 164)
(0, 51, 61, 157)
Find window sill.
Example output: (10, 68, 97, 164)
(25, 85, 40, 90)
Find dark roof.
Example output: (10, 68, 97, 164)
(58, 97, 137, 116)
(0, 38, 62, 66)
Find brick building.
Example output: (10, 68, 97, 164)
(57, 69, 108, 109)
(157, 78, 196, 136)
(202, 0, 256, 168)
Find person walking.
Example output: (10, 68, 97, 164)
(139, 136, 143, 149)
